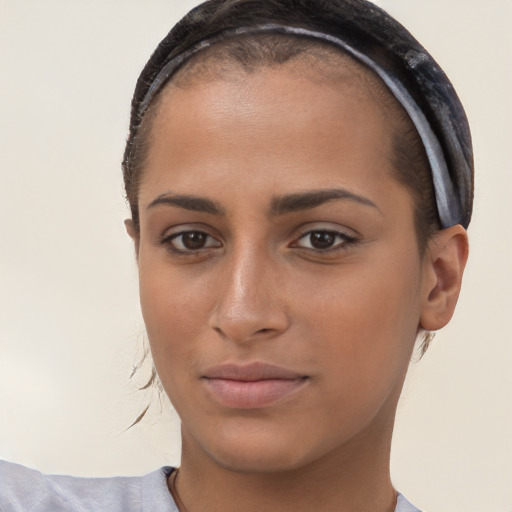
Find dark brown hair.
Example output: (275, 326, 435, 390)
(122, 0, 473, 239)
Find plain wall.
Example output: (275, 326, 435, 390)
(0, 1, 511, 511)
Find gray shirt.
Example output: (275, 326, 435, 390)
(0, 460, 420, 511)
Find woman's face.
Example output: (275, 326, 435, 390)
(134, 64, 431, 472)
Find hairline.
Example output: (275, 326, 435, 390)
(131, 33, 435, 253)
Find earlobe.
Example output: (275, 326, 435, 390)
(124, 218, 140, 258)
(420, 224, 469, 331)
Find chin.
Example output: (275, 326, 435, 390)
(209, 445, 311, 475)
(187, 421, 329, 475)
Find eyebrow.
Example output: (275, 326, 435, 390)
(146, 188, 381, 217)
(270, 188, 382, 216)
(146, 193, 225, 215)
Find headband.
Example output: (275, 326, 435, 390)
(135, 23, 472, 229)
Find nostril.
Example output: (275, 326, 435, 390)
(211, 322, 284, 344)
(208, 296, 290, 343)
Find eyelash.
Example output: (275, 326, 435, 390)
(291, 229, 357, 253)
(159, 228, 358, 256)
(160, 230, 221, 254)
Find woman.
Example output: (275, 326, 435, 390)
(0, 0, 473, 511)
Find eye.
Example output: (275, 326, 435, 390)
(293, 229, 356, 251)
(163, 230, 222, 253)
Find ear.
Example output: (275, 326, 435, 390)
(124, 218, 140, 259)
(420, 224, 469, 331)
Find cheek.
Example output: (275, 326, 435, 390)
(294, 248, 423, 391)
(138, 260, 206, 382)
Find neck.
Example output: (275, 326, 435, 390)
(174, 421, 397, 512)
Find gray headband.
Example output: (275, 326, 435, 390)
(140, 24, 462, 228)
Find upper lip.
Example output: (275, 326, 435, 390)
(202, 362, 306, 381)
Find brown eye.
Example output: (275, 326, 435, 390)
(165, 230, 222, 252)
(309, 231, 336, 250)
(294, 230, 356, 251)
(181, 232, 208, 249)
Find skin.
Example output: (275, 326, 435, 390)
(127, 63, 468, 512)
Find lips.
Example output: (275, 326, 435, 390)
(202, 362, 309, 409)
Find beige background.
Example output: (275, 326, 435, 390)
(0, 1, 511, 511)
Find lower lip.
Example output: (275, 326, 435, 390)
(203, 377, 308, 409)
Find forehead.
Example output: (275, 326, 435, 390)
(135, 34, 407, 205)
(139, 63, 403, 211)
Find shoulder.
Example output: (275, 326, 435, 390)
(0, 462, 420, 512)
(0, 460, 178, 512)
(395, 492, 422, 512)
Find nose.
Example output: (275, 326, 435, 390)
(208, 243, 290, 344)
